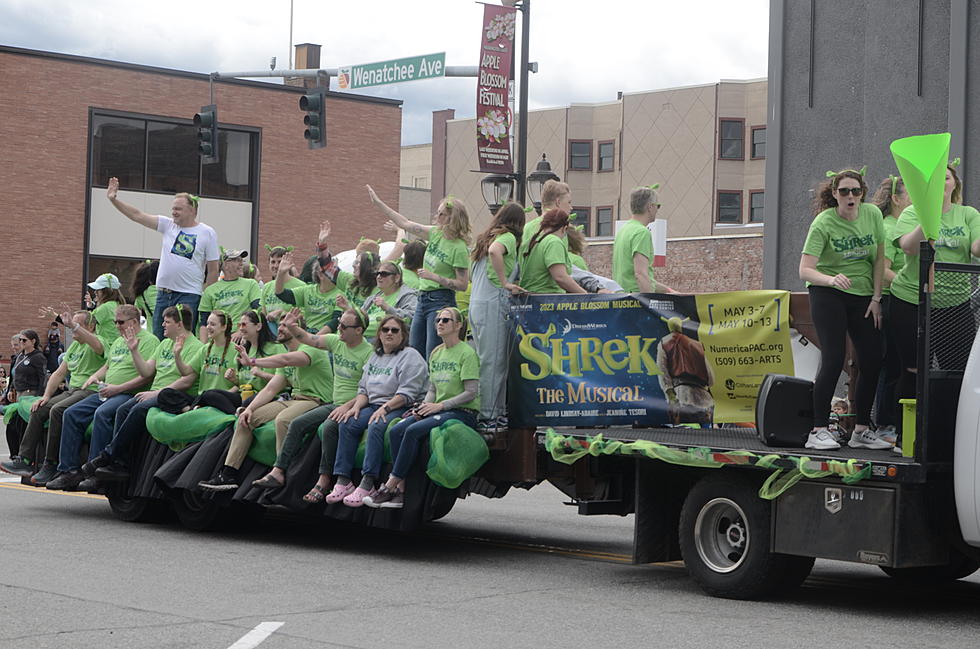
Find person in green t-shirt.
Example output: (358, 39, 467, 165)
(198, 249, 261, 342)
(799, 168, 886, 452)
(368, 184, 471, 359)
(365, 307, 480, 509)
(86, 273, 125, 345)
(48, 305, 159, 490)
(888, 163, 980, 400)
(517, 209, 587, 295)
(274, 243, 352, 335)
(260, 245, 303, 335)
(198, 312, 334, 492)
(84, 305, 204, 480)
(131, 260, 159, 334)
(566, 226, 589, 271)
(250, 307, 375, 496)
(227, 310, 284, 395)
(612, 186, 676, 293)
(469, 202, 524, 428)
(868, 175, 913, 437)
(521, 179, 573, 259)
(1, 310, 106, 483)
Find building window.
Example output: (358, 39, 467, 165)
(412, 176, 429, 189)
(568, 140, 592, 170)
(718, 119, 744, 160)
(750, 191, 764, 223)
(717, 191, 742, 223)
(90, 110, 256, 201)
(572, 207, 591, 237)
(596, 206, 614, 236)
(91, 115, 146, 189)
(598, 141, 615, 172)
(751, 126, 766, 159)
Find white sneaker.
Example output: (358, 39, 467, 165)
(806, 428, 841, 450)
(892, 445, 904, 455)
(876, 425, 897, 445)
(848, 427, 893, 450)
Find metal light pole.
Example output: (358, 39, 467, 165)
(515, 0, 530, 205)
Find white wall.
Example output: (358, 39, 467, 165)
(89, 188, 253, 259)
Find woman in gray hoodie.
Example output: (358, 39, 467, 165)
(325, 315, 428, 507)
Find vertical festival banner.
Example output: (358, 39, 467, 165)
(477, 3, 517, 173)
(508, 291, 794, 428)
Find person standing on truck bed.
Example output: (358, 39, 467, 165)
(799, 167, 887, 451)
(889, 162, 980, 397)
(612, 186, 676, 294)
(518, 209, 586, 295)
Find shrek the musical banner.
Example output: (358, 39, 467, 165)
(507, 291, 794, 427)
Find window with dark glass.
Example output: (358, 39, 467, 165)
(750, 191, 765, 222)
(202, 130, 254, 200)
(597, 206, 614, 236)
(719, 119, 744, 160)
(717, 191, 742, 223)
(751, 127, 766, 159)
(146, 121, 200, 194)
(572, 207, 591, 237)
(598, 141, 615, 172)
(569, 141, 592, 170)
(91, 115, 146, 189)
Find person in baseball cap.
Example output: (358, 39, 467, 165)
(222, 249, 248, 262)
(197, 248, 261, 341)
(85, 274, 125, 343)
(87, 273, 121, 290)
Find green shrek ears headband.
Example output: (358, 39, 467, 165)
(647, 183, 661, 191)
(444, 196, 455, 210)
(825, 166, 867, 178)
(187, 194, 200, 207)
(264, 244, 295, 254)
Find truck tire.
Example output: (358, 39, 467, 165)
(679, 474, 814, 599)
(880, 549, 980, 583)
(107, 493, 170, 523)
(171, 489, 229, 531)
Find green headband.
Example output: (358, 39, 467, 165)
(264, 243, 295, 253)
(523, 206, 535, 213)
(826, 166, 867, 178)
(950, 157, 961, 168)
(219, 245, 227, 259)
(444, 196, 455, 210)
(568, 211, 577, 221)
(647, 183, 660, 191)
(187, 194, 200, 207)
(889, 174, 900, 196)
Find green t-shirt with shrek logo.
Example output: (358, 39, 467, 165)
(198, 341, 239, 393)
(150, 336, 205, 393)
(802, 203, 885, 296)
(321, 334, 374, 403)
(519, 234, 570, 294)
(429, 341, 480, 411)
(419, 227, 469, 292)
(612, 219, 655, 293)
(200, 277, 261, 323)
(890, 204, 980, 308)
(277, 344, 333, 402)
(105, 329, 159, 387)
(289, 273, 352, 332)
(261, 276, 304, 318)
(64, 338, 107, 391)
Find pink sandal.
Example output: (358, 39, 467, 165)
(342, 486, 377, 508)
(325, 482, 356, 504)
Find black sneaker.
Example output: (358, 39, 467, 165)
(82, 451, 113, 477)
(31, 463, 58, 486)
(78, 477, 101, 493)
(46, 470, 85, 491)
(1, 457, 36, 478)
(94, 460, 130, 482)
(198, 467, 240, 492)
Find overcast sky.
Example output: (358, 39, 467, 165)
(1, 0, 769, 145)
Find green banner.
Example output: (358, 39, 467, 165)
(338, 53, 445, 90)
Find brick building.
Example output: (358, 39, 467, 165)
(0, 45, 402, 347)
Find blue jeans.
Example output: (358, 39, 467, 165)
(410, 289, 456, 359)
(106, 395, 159, 464)
(153, 290, 202, 340)
(58, 392, 132, 471)
(333, 404, 407, 479)
(388, 409, 477, 480)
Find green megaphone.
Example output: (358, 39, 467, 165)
(889, 132, 951, 240)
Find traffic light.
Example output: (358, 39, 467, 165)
(300, 90, 326, 149)
(193, 104, 219, 164)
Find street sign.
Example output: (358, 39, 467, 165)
(338, 53, 446, 90)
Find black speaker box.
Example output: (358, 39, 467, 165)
(755, 374, 814, 447)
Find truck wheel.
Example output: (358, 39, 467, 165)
(107, 493, 170, 523)
(679, 474, 814, 599)
(171, 489, 228, 531)
(880, 549, 980, 583)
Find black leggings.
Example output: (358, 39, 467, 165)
(809, 286, 882, 428)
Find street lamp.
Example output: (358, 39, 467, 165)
(526, 153, 560, 214)
(481, 173, 516, 215)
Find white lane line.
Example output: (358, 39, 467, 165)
(227, 622, 285, 649)
(0, 477, 22, 483)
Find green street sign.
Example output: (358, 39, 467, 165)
(338, 53, 446, 90)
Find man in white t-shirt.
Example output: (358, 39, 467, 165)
(106, 177, 220, 338)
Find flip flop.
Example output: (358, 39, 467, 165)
(251, 474, 285, 489)
(302, 484, 328, 504)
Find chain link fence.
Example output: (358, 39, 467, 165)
(926, 267, 980, 372)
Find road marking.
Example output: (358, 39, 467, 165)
(0, 482, 106, 500)
(227, 622, 284, 649)
(0, 476, 22, 483)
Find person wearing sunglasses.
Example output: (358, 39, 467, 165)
(365, 307, 480, 509)
(799, 168, 886, 451)
(86, 273, 126, 344)
(249, 307, 374, 497)
(3, 330, 47, 461)
(325, 315, 428, 506)
(1, 312, 106, 485)
(47, 306, 159, 490)
(343, 261, 417, 341)
(197, 249, 261, 343)
(613, 186, 677, 294)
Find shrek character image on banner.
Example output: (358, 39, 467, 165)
(656, 316, 715, 425)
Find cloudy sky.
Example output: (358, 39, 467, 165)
(1, 0, 769, 145)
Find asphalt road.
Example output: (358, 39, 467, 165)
(2, 430, 980, 649)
